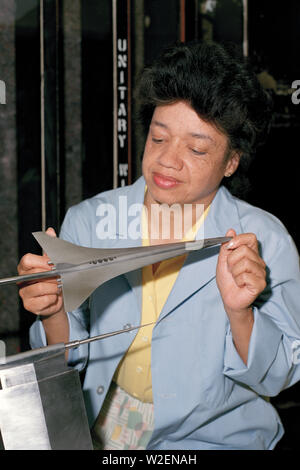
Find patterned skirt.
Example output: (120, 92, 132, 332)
(91, 382, 154, 450)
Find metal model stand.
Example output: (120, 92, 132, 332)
(0, 323, 153, 450)
(0, 343, 93, 450)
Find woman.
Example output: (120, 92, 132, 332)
(19, 41, 300, 450)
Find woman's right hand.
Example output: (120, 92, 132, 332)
(18, 227, 64, 317)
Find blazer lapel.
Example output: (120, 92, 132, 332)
(158, 187, 243, 321)
(115, 177, 146, 313)
(94, 177, 146, 313)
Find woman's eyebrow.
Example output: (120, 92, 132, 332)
(189, 132, 214, 143)
(151, 121, 215, 144)
(151, 120, 168, 129)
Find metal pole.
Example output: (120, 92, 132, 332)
(65, 322, 155, 349)
(243, 0, 248, 57)
(40, 0, 46, 231)
(180, 0, 185, 42)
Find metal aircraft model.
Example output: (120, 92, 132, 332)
(0, 232, 231, 450)
(0, 232, 231, 312)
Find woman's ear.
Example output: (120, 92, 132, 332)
(224, 151, 241, 178)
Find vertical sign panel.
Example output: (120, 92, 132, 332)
(113, 0, 131, 188)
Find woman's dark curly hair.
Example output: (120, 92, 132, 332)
(135, 40, 273, 197)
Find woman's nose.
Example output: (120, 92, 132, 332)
(157, 143, 183, 170)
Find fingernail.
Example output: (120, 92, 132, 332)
(226, 241, 235, 249)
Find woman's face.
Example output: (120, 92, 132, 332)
(142, 100, 239, 208)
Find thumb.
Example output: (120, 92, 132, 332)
(45, 227, 57, 238)
(225, 228, 236, 239)
(43, 227, 57, 259)
(218, 228, 237, 265)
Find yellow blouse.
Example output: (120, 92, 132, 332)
(113, 203, 210, 402)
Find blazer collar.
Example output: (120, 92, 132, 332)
(158, 186, 243, 321)
(95, 176, 145, 250)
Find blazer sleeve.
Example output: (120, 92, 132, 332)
(223, 231, 300, 396)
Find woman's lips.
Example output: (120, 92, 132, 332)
(152, 172, 181, 189)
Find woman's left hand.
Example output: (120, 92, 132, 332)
(216, 229, 267, 316)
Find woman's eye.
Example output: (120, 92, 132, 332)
(152, 138, 164, 144)
(191, 148, 206, 156)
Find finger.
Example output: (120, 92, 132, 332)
(18, 276, 60, 290)
(23, 294, 63, 315)
(227, 245, 266, 271)
(38, 297, 64, 316)
(229, 257, 266, 281)
(18, 253, 53, 275)
(226, 231, 259, 254)
(218, 229, 237, 263)
(225, 228, 236, 239)
(19, 280, 62, 299)
(42, 227, 57, 260)
(223, 229, 236, 248)
(234, 271, 267, 294)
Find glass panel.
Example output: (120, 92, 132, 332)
(82, 0, 113, 199)
(247, 0, 300, 244)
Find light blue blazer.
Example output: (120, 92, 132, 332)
(30, 177, 300, 450)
